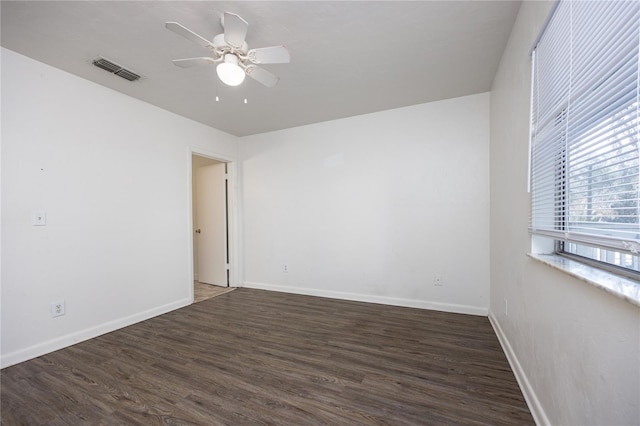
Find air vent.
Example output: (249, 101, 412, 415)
(114, 69, 141, 82)
(91, 57, 141, 82)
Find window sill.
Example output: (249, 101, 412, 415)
(527, 253, 640, 307)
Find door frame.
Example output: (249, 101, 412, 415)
(187, 147, 239, 303)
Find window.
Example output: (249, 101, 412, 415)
(530, 0, 640, 274)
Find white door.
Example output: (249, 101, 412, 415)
(195, 162, 227, 286)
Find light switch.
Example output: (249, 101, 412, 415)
(31, 211, 46, 226)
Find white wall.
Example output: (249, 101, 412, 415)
(240, 93, 490, 315)
(489, 3, 640, 425)
(1, 48, 238, 367)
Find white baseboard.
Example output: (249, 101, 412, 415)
(242, 281, 488, 316)
(488, 311, 550, 426)
(1, 298, 192, 369)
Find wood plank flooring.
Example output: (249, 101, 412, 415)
(1, 289, 534, 425)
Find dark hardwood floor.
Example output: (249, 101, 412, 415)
(1, 289, 534, 425)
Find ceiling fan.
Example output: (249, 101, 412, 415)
(165, 12, 290, 88)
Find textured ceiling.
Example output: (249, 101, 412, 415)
(1, 1, 521, 136)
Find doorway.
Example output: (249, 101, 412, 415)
(191, 153, 233, 302)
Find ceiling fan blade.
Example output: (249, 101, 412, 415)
(223, 12, 248, 48)
(165, 22, 215, 51)
(172, 57, 217, 68)
(245, 65, 279, 88)
(249, 46, 291, 64)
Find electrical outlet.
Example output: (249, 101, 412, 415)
(283, 264, 289, 273)
(434, 276, 442, 286)
(504, 298, 508, 316)
(51, 300, 65, 318)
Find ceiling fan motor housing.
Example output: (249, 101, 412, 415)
(212, 33, 248, 55)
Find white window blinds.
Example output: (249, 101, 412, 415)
(530, 0, 640, 254)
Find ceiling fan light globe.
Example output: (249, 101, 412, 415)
(216, 54, 245, 86)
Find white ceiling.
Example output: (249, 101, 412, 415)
(1, 1, 521, 137)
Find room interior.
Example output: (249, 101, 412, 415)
(1, 1, 639, 425)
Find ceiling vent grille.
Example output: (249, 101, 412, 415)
(92, 57, 141, 82)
